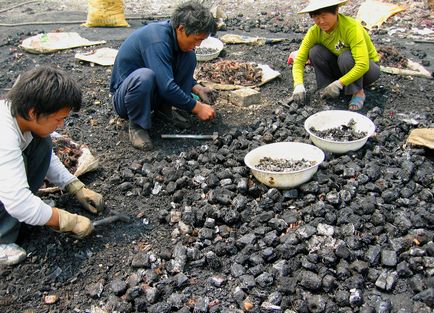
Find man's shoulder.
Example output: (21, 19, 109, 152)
(138, 20, 171, 34)
(131, 20, 172, 43)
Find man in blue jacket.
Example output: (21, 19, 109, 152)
(110, 1, 217, 150)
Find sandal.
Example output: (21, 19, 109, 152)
(348, 95, 365, 111)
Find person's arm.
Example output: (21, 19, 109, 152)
(47, 151, 104, 214)
(292, 27, 317, 87)
(191, 100, 216, 121)
(339, 25, 370, 86)
(45, 151, 77, 189)
(143, 42, 196, 111)
(0, 135, 52, 226)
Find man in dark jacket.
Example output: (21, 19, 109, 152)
(110, 0, 217, 150)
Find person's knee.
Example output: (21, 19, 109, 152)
(27, 135, 52, 157)
(309, 45, 324, 60)
(338, 51, 354, 69)
(130, 68, 156, 93)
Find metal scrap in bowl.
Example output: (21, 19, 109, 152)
(195, 36, 224, 62)
(304, 110, 376, 154)
(244, 142, 325, 188)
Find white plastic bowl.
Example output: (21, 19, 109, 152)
(304, 110, 376, 154)
(195, 36, 224, 62)
(244, 142, 325, 189)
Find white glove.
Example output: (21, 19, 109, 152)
(57, 209, 93, 238)
(292, 84, 306, 104)
(322, 80, 343, 99)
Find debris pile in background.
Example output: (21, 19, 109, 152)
(51, 133, 99, 177)
(52, 136, 82, 174)
(377, 45, 408, 68)
(196, 60, 263, 86)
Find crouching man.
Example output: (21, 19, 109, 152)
(0, 66, 104, 266)
(110, 0, 218, 150)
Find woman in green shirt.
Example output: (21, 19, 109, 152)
(292, 0, 380, 110)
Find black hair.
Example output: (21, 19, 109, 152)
(171, 0, 216, 36)
(7, 65, 82, 120)
(309, 5, 339, 18)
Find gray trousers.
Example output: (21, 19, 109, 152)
(309, 45, 380, 95)
(0, 136, 52, 244)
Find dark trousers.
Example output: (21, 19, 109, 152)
(0, 136, 52, 244)
(309, 45, 380, 95)
(112, 52, 196, 130)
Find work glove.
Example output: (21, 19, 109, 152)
(292, 84, 306, 104)
(322, 80, 343, 99)
(66, 180, 104, 214)
(57, 208, 93, 238)
(197, 86, 218, 105)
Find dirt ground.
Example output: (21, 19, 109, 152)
(0, 0, 433, 313)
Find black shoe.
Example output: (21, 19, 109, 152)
(154, 108, 191, 129)
(129, 122, 153, 150)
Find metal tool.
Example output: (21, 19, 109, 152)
(92, 211, 132, 227)
(277, 96, 294, 108)
(161, 132, 218, 140)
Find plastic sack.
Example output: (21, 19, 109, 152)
(405, 128, 434, 150)
(82, 0, 129, 28)
(51, 133, 99, 177)
(20, 32, 106, 54)
(75, 48, 118, 66)
(356, 0, 405, 30)
(287, 50, 311, 66)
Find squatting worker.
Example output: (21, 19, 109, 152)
(110, 0, 218, 150)
(0, 66, 104, 266)
(292, 0, 380, 111)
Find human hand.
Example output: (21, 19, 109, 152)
(75, 188, 104, 214)
(66, 180, 104, 214)
(322, 80, 343, 99)
(57, 208, 93, 238)
(192, 101, 216, 121)
(292, 84, 306, 104)
(194, 85, 218, 105)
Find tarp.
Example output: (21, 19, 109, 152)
(75, 48, 118, 66)
(405, 128, 434, 150)
(21, 32, 106, 54)
(197, 63, 281, 91)
(356, 0, 405, 30)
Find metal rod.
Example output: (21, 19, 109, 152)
(93, 214, 131, 227)
(161, 132, 218, 140)
(278, 96, 294, 108)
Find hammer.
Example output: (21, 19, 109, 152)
(277, 96, 294, 109)
(161, 132, 218, 140)
(92, 210, 132, 227)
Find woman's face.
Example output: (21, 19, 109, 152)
(312, 11, 338, 33)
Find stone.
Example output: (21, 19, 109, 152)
(381, 250, 398, 267)
(110, 279, 127, 296)
(231, 263, 246, 277)
(256, 272, 274, 287)
(260, 301, 282, 313)
(375, 270, 397, 291)
(299, 271, 322, 291)
(230, 87, 261, 106)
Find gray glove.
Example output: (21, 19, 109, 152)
(292, 84, 306, 104)
(66, 179, 104, 214)
(57, 208, 93, 238)
(322, 80, 343, 99)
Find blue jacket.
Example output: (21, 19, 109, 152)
(110, 21, 197, 111)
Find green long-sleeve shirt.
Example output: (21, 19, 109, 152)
(292, 14, 379, 87)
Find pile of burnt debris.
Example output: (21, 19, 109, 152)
(89, 105, 433, 313)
